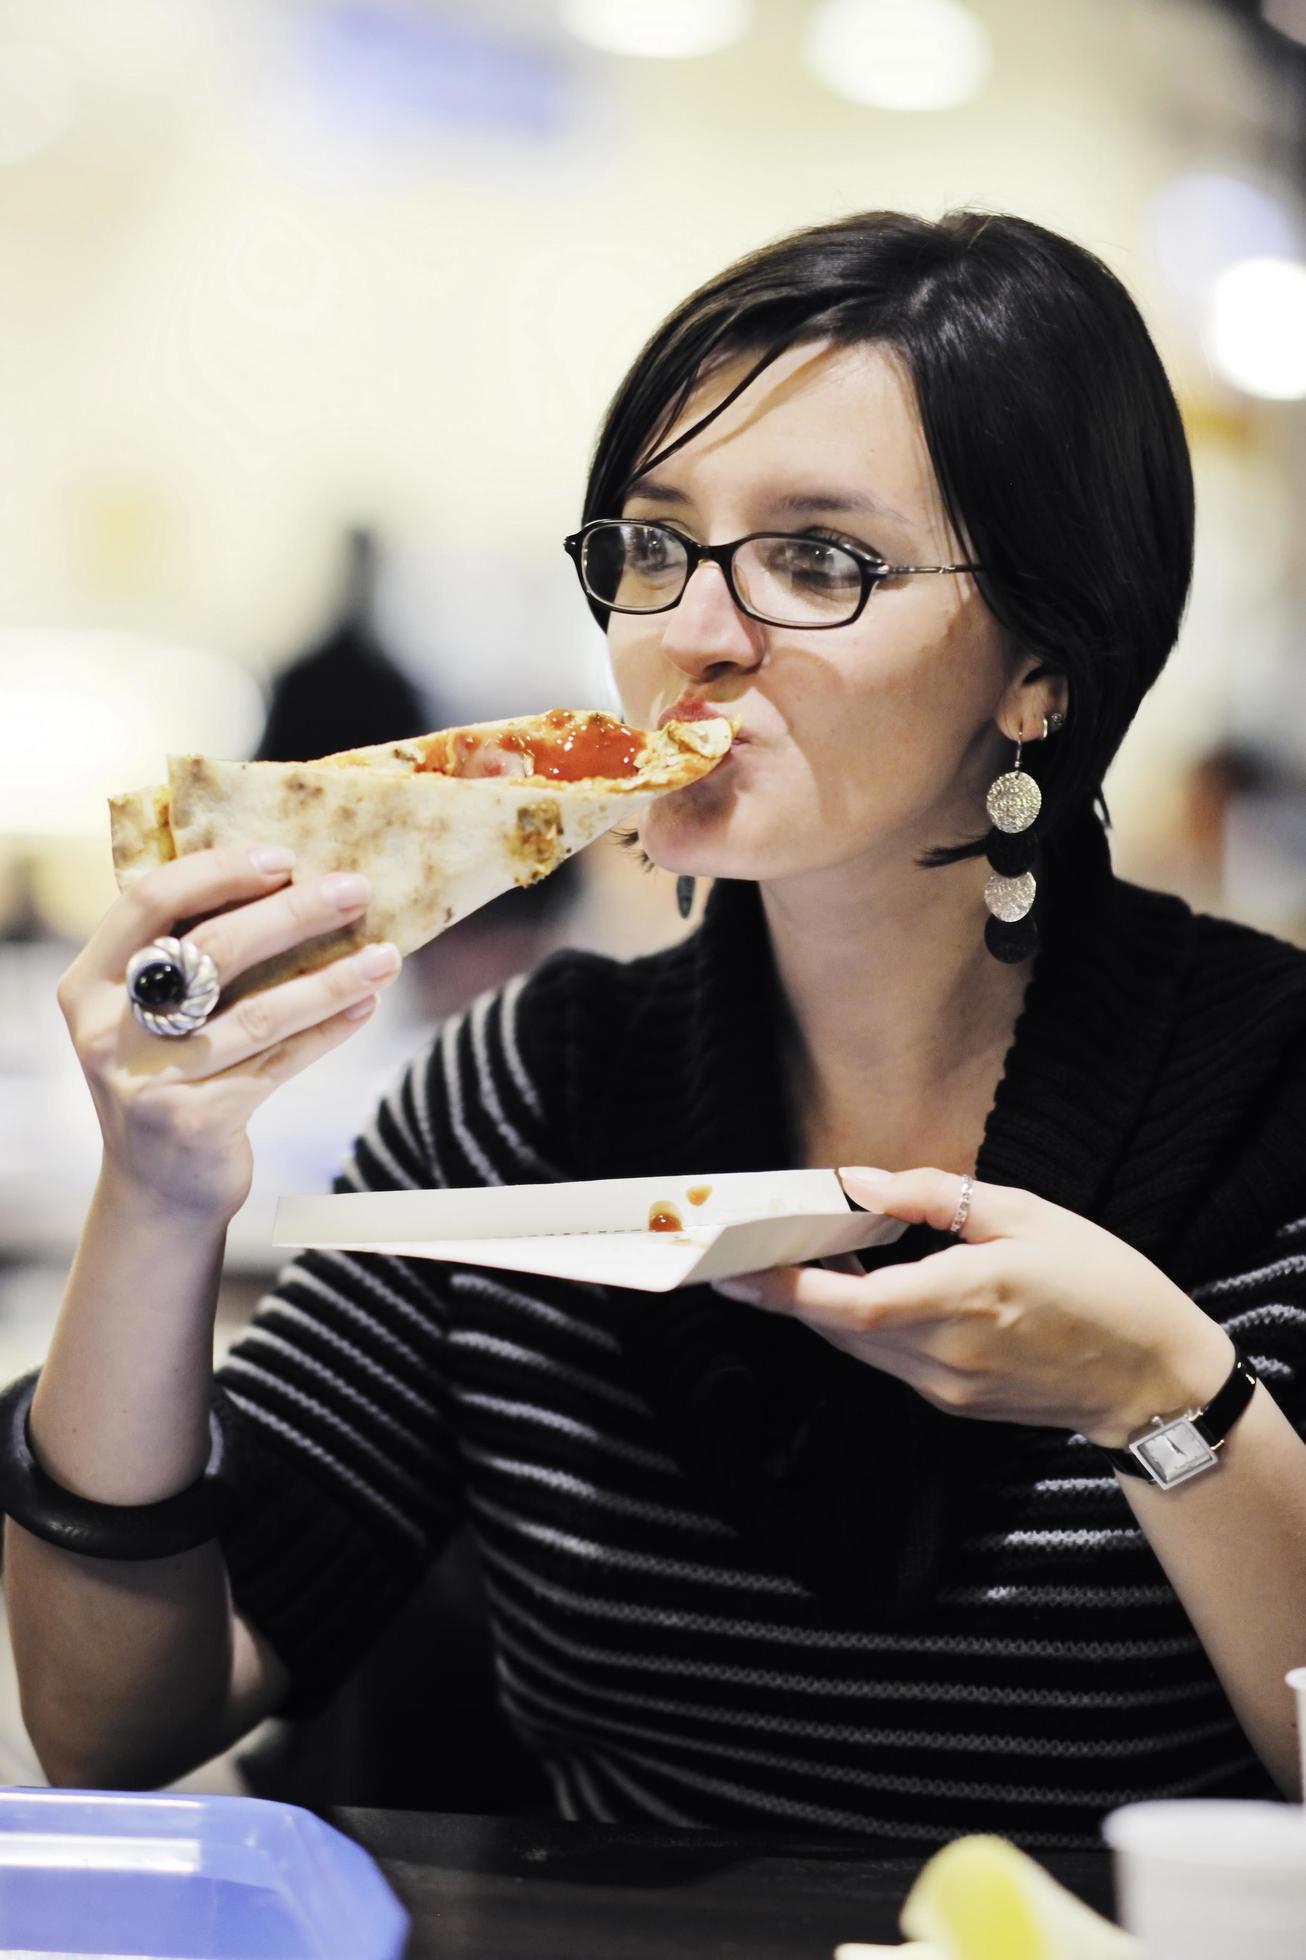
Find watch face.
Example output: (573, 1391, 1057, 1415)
(1131, 1418, 1218, 1488)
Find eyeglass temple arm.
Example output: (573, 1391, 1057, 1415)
(881, 562, 985, 575)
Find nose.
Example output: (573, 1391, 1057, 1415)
(656, 558, 765, 680)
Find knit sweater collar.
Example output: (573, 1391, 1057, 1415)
(651, 810, 1306, 1284)
(971, 816, 1192, 1236)
(653, 812, 1164, 1216)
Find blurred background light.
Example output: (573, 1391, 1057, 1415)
(1261, 0, 1306, 49)
(1208, 256, 1306, 399)
(1148, 172, 1303, 305)
(0, 635, 264, 840)
(801, 0, 991, 111)
(305, 3, 567, 143)
(0, 40, 75, 168)
(559, 0, 752, 61)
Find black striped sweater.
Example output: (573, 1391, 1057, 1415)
(216, 817, 1306, 1847)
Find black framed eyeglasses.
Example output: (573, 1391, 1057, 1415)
(563, 519, 984, 631)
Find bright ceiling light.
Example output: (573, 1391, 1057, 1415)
(802, 0, 990, 111)
(1208, 258, 1306, 400)
(1262, 0, 1306, 49)
(1149, 174, 1302, 305)
(560, 0, 752, 60)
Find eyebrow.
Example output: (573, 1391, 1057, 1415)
(626, 475, 911, 527)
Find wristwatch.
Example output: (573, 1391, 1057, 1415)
(1100, 1347, 1259, 1489)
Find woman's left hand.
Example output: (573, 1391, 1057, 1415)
(711, 1166, 1234, 1448)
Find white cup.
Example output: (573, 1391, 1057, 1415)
(1286, 1665, 1306, 1802)
(1103, 1799, 1306, 1959)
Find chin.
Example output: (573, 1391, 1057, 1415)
(639, 797, 783, 883)
(636, 774, 726, 867)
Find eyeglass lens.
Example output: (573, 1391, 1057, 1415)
(582, 521, 867, 627)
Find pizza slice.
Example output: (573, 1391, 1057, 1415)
(109, 707, 731, 999)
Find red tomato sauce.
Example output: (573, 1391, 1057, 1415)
(417, 711, 645, 782)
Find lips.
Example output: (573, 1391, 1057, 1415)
(657, 697, 745, 741)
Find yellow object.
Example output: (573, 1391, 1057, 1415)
(897, 1835, 1140, 1960)
(834, 1945, 945, 1959)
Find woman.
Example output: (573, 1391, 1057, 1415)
(7, 211, 1306, 1849)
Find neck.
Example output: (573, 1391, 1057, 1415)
(759, 850, 1032, 1169)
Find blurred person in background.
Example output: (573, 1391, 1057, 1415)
(1122, 740, 1306, 945)
(6, 210, 1306, 1851)
(255, 525, 434, 765)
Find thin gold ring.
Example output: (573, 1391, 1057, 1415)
(948, 1173, 974, 1237)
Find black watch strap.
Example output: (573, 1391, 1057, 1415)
(1102, 1347, 1258, 1487)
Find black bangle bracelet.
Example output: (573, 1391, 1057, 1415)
(0, 1369, 236, 1560)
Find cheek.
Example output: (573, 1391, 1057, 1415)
(781, 601, 1003, 814)
(788, 611, 950, 740)
(843, 589, 1002, 728)
(605, 625, 660, 722)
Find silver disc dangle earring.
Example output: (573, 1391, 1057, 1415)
(982, 712, 1062, 963)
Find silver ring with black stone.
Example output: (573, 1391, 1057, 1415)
(125, 937, 221, 1038)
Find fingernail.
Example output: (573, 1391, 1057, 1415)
(839, 1167, 894, 1204)
(343, 995, 377, 1021)
(250, 845, 295, 872)
(320, 872, 371, 909)
(713, 1278, 761, 1302)
(356, 941, 401, 980)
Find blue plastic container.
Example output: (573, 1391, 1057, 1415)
(0, 1788, 408, 1958)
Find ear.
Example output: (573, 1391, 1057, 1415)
(996, 653, 1069, 744)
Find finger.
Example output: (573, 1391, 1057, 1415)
(117, 940, 403, 1081)
(713, 1248, 976, 1336)
(712, 1270, 969, 1403)
(81, 845, 299, 978)
(807, 1335, 971, 1417)
(183, 868, 374, 990)
(712, 1270, 999, 1418)
(135, 991, 387, 1143)
(838, 1164, 1030, 1244)
(212, 989, 384, 1104)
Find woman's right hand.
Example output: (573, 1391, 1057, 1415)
(57, 844, 403, 1225)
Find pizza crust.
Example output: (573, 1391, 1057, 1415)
(108, 711, 730, 1000)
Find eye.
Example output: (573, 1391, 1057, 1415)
(759, 534, 863, 591)
(627, 524, 678, 572)
(805, 526, 885, 568)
